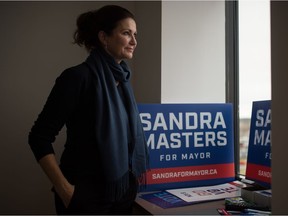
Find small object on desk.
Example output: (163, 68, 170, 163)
(217, 208, 242, 215)
(225, 197, 270, 212)
(241, 185, 271, 209)
(253, 189, 271, 208)
(241, 184, 267, 201)
(242, 208, 271, 215)
(225, 197, 257, 211)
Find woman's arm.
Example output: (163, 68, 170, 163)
(29, 67, 89, 206)
(39, 154, 74, 208)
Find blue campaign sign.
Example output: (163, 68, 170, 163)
(138, 103, 235, 191)
(246, 100, 271, 188)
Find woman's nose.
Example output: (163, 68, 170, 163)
(131, 35, 137, 46)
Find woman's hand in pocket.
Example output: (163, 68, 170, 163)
(56, 183, 75, 208)
(38, 154, 76, 208)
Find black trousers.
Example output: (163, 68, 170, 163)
(54, 173, 138, 215)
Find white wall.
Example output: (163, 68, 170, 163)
(161, 1, 225, 103)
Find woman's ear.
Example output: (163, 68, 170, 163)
(98, 31, 107, 48)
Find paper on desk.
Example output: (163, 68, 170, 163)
(140, 191, 197, 208)
(166, 182, 241, 203)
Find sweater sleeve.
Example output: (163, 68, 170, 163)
(28, 66, 88, 161)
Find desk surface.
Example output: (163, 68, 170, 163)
(135, 193, 225, 215)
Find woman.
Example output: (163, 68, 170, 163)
(28, 5, 149, 215)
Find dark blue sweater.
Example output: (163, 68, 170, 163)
(29, 63, 103, 178)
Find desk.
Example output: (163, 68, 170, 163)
(134, 193, 225, 215)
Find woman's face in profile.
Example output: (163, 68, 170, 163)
(105, 18, 137, 63)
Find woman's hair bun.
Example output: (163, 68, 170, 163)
(73, 5, 135, 52)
